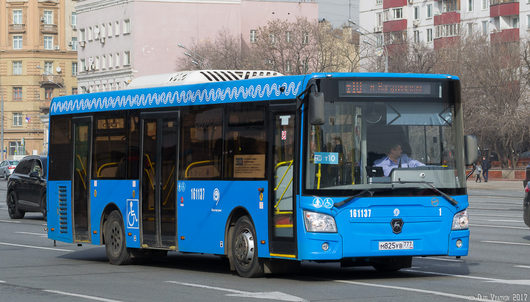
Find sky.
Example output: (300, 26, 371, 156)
(317, 0, 359, 27)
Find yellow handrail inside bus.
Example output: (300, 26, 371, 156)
(273, 160, 293, 191)
(274, 177, 293, 212)
(97, 162, 118, 178)
(316, 126, 322, 189)
(184, 160, 215, 178)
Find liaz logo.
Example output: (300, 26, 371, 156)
(391, 218, 404, 234)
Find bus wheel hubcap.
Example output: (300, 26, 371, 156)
(234, 229, 254, 265)
(110, 224, 121, 253)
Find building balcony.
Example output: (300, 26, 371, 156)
(383, 19, 407, 32)
(9, 24, 26, 33)
(40, 24, 58, 34)
(490, 1, 519, 17)
(39, 100, 51, 114)
(434, 12, 461, 25)
(490, 28, 519, 43)
(383, 0, 406, 9)
(434, 36, 460, 50)
(39, 75, 64, 88)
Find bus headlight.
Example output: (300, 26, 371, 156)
(452, 210, 469, 230)
(304, 211, 337, 233)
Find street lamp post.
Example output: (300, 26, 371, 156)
(177, 43, 209, 69)
(348, 19, 388, 72)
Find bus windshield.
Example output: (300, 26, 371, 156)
(305, 78, 465, 195)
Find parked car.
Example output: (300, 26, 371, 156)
(6, 155, 47, 220)
(0, 160, 19, 179)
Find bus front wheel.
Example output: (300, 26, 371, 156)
(104, 210, 132, 265)
(230, 216, 264, 278)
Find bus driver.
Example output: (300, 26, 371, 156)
(374, 143, 425, 177)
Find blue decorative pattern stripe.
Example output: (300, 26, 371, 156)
(51, 76, 305, 115)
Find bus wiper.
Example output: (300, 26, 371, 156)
(334, 190, 374, 208)
(394, 180, 458, 206)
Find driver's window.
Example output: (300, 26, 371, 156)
(31, 160, 42, 176)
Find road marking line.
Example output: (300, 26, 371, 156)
(336, 280, 493, 301)
(15, 231, 47, 237)
(44, 290, 123, 302)
(471, 224, 528, 230)
(469, 213, 517, 218)
(421, 257, 464, 263)
(0, 241, 73, 252)
(406, 269, 530, 286)
(514, 265, 530, 269)
(0, 280, 5, 283)
(166, 281, 306, 302)
(0, 219, 20, 224)
(486, 219, 522, 223)
(481, 240, 530, 246)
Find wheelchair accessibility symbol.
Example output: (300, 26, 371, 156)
(127, 199, 139, 229)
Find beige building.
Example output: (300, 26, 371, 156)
(0, 0, 77, 159)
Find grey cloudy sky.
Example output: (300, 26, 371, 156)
(317, 0, 359, 27)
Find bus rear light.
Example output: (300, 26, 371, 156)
(128, 232, 132, 236)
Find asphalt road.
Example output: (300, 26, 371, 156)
(0, 180, 528, 302)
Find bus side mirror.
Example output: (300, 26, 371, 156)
(309, 91, 325, 125)
(464, 135, 478, 165)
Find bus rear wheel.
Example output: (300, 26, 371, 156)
(104, 210, 132, 265)
(230, 216, 263, 278)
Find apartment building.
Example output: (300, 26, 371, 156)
(359, 0, 529, 66)
(0, 0, 78, 158)
(75, 0, 318, 94)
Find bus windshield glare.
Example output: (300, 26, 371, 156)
(305, 78, 465, 194)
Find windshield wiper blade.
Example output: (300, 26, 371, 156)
(394, 180, 458, 206)
(334, 190, 374, 208)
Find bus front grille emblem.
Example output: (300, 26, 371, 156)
(391, 219, 404, 234)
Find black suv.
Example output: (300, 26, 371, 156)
(6, 155, 47, 220)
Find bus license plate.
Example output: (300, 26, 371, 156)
(378, 241, 414, 250)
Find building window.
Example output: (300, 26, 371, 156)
(88, 27, 93, 41)
(102, 55, 106, 69)
(414, 30, 420, 43)
(108, 55, 113, 69)
(43, 10, 53, 25)
(527, 15, 530, 29)
(269, 33, 276, 44)
(72, 62, 78, 76)
(123, 51, 131, 66)
(376, 34, 383, 47)
(285, 60, 291, 73)
(482, 0, 489, 10)
(12, 61, 22, 75)
(71, 12, 77, 27)
(376, 0, 382, 5)
(13, 87, 22, 101)
(72, 88, 78, 95)
(427, 28, 433, 42)
(250, 29, 257, 43)
(115, 21, 120, 36)
(71, 37, 77, 50)
(95, 57, 100, 70)
(123, 19, 131, 34)
(376, 12, 383, 27)
(482, 21, 488, 35)
(13, 36, 22, 49)
(468, 0, 474, 11)
(427, 4, 433, 18)
(286, 31, 291, 43)
(9, 141, 24, 155)
(108, 22, 113, 37)
(303, 32, 309, 44)
(392, 8, 403, 20)
(44, 36, 53, 50)
(45, 88, 53, 101)
(467, 23, 474, 34)
(80, 29, 86, 42)
(512, 16, 519, 28)
(13, 113, 22, 127)
(80, 59, 86, 72)
(44, 61, 53, 74)
(100, 24, 106, 37)
(13, 9, 23, 24)
(414, 6, 420, 20)
(115, 53, 120, 68)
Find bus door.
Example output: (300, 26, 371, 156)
(268, 106, 297, 257)
(140, 112, 179, 249)
(72, 117, 92, 242)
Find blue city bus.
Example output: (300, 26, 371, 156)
(47, 70, 477, 277)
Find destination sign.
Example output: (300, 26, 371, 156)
(338, 80, 439, 97)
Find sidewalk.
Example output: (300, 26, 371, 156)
(466, 179, 525, 191)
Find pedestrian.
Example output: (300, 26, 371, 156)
(475, 162, 482, 183)
(481, 156, 491, 182)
